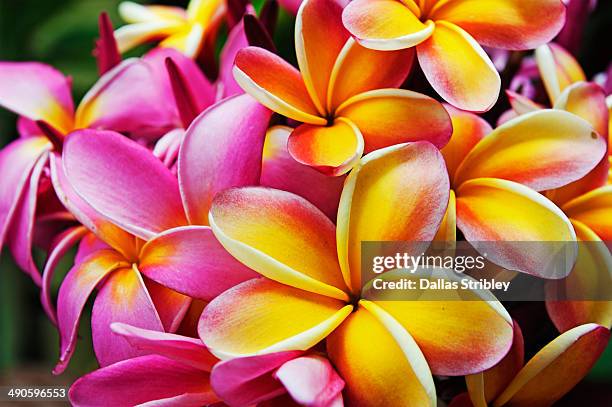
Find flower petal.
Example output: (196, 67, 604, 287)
(454, 110, 606, 191)
(554, 81, 609, 138)
(0, 62, 74, 133)
(75, 59, 178, 139)
(261, 126, 345, 221)
(327, 301, 436, 407)
(178, 94, 272, 224)
(54, 250, 127, 374)
(430, 0, 566, 50)
(139, 226, 258, 301)
(466, 321, 524, 405)
(0, 137, 50, 253)
(218, 19, 249, 97)
(287, 118, 364, 176)
(336, 89, 452, 152)
(145, 279, 191, 333)
(209, 187, 350, 300)
(8, 150, 49, 282)
(327, 38, 414, 111)
(337, 142, 449, 293)
(276, 354, 345, 407)
(417, 21, 500, 112)
(535, 43, 586, 103)
(91, 265, 164, 367)
(63, 129, 186, 240)
(69, 355, 216, 407)
(455, 178, 577, 277)
(506, 90, 544, 115)
(342, 0, 434, 50)
(49, 154, 138, 259)
(114, 20, 184, 53)
(369, 269, 514, 376)
(493, 323, 610, 407)
(562, 185, 612, 241)
(211, 351, 304, 406)
(198, 278, 351, 359)
(440, 105, 492, 182)
(41, 226, 88, 325)
(546, 220, 612, 332)
(233, 47, 325, 124)
(111, 322, 217, 371)
(295, 0, 349, 113)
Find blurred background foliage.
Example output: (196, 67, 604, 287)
(0, 0, 611, 403)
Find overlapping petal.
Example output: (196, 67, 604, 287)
(536, 43, 586, 103)
(69, 355, 216, 407)
(198, 278, 352, 359)
(209, 187, 350, 299)
(455, 178, 577, 277)
(327, 301, 436, 407)
(454, 110, 606, 191)
(287, 118, 364, 176)
(139, 226, 258, 301)
(63, 129, 186, 240)
(336, 89, 452, 151)
(54, 250, 128, 374)
(342, 0, 434, 50)
(295, 0, 350, 113)
(562, 186, 612, 241)
(178, 94, 272, 224)
(91, 266, 164, 367)
(430, 0, 566, 50)
(260, 126, 345, 220)
(233, 47, 325, 124)
(337, 142, 449, 292)
(417, 21, 500, 112)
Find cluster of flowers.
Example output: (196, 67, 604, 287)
(0, 0, 610, 406)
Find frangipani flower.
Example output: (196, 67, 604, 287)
(69, 323, 220, 406)
(0, 57, 178, 282)
(450, 321, 610, 407)
(439, 107, 605, 276)
(234, 0, 452, 176)
(50, 95, 271, 372)
(212, 350, 345, 406)
(115, 0, 226, 58)
(199, 142, 514, 406)
(342, 0, 566, 111)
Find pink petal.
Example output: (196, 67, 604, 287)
(91, 266, 165, 367)
(63, 129, 187, 240)
(275, 355, 345, 407)
(211, 351, 304, 406)
(54, 250, 126, 374)
(111, 322, 217, 371)
(0, 62, 75, 133)
(260, 126, 345, 221)
(69, 355, 216, 407)
(139, 225, 258, 301)
(0, 137, 50, 251)
(41, 225, 88, 325)
(178, 94, 272, 225)
(145, 279, 191, 333)
(74, 233, 109, 265)
(8, 150, 50, 283)
(75, 59, 178, 140)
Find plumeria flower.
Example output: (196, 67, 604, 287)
(212, 350, 345, 406)
(114, 0, 226, 58)
(0, 57, 179, 283)
(69, 323, 220, 406)
(449, 321, 610, 407)
(342, 0, 566, 111)
(49, 95, 271, 373)
(233, 0, 452, 176)
(437, 106, 605, 276)
(199, 142, 515, 406)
